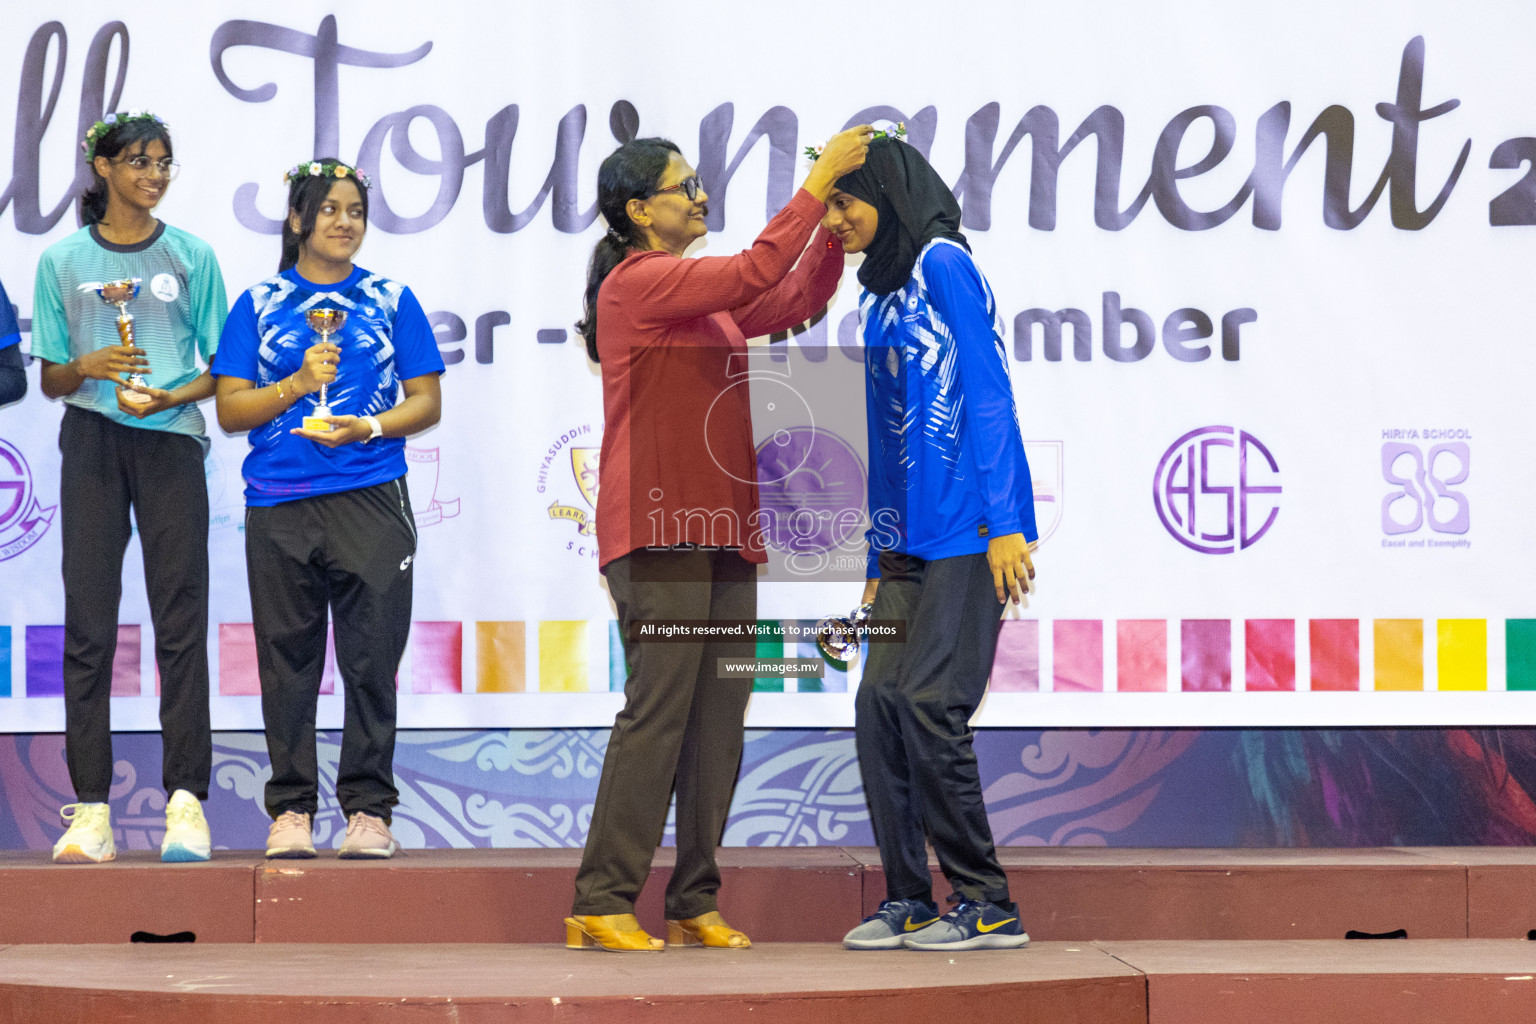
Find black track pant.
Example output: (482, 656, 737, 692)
(856, 551, 1011, 907)
(573, 547, 754, 919)
(245, 478, 416, 823)
(59, 406, 211, 803)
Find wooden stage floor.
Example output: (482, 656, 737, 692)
(5, 847, 1536, 1022)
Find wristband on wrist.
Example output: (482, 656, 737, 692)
(361, 414, 383, 442)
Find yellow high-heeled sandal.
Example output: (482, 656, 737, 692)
(565, 914, 665, 952)
(665, 911, 751, 948)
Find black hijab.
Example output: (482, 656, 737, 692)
(834, 138, 969, 296)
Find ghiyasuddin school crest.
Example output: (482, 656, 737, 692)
(549, 446, 600, 536)
(0, 439, 56, 561)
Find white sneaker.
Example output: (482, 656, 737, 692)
(266, 809, 316, 859)
(161, 789, 212, 862)
(53, 802, 115, 863)
(338, 812, 399, 859)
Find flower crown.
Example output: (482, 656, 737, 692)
(805, 121, 906, 162)
(283, 159, 372, 190)
(81, 111, 165, 162)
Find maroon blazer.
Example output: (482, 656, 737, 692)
(595, 189, 842, 568)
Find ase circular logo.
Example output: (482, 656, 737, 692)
(1153, 426, 1280, 554)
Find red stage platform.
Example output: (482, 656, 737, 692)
(3, 941, 1536, 1023)
(0, 943, 1144, 1023)
(5, 848, 1536, 1022)
(4, 846, 1535, 944)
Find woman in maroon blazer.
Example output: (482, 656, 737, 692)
(566, 128, 870, 952)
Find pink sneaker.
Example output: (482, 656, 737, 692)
(266, 810, 316, 858)
(338, 812, 398, 859)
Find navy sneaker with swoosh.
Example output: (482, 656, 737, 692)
(902, 899, 1030, 951)
(842, 898, 941, 950)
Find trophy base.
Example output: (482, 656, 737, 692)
(121, 375, 152, 405)
(303, 400, 335, 432)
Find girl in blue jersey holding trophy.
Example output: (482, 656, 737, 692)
(214, 158, 443, 860)
(820, 133, 1038, 952)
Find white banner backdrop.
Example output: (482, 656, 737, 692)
(0, 1, 1533, 730)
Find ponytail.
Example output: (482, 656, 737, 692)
(81, 182, 109, 227)
(278, 224, 302, 273)
(575, 138, 679, 364)
(577, 233, 633, 363)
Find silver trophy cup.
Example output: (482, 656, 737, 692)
(302, 307, 347, 432)
(815, 602, 874, 662)
(90, 278, 152, 404)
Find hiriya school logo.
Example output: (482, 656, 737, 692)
(0, 439, 56, 560)
(1380, 430, 1469, 549)
(1153, 426, 1281, 554)
(539, 424, 600, 558)
(405, 446, 461, 526)
(150, 273, 180, 302)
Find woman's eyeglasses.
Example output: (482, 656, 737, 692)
(114, 155, 180, 181)
(652, 175, 703, 201)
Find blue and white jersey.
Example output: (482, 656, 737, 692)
(213, 265, 444, 506)
(0, 277, 20, 352)
(861, 238, 1037, 575)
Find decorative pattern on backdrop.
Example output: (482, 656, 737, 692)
(5, 727, 1536, 851)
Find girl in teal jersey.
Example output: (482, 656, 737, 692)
(32, 112, 226, 865)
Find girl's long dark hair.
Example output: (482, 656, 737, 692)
(576, 138, 679, 363)
(80, 119, 174, 226)
(280, 166, 370, 272)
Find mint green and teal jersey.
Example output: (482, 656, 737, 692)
(31, 223, 227, 445)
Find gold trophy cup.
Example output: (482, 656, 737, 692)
(91, 279, 152, 404)
(302, 308, 346, 432)
(815, 602, 874, 663)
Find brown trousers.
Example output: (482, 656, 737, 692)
(572, 547, 755, 919)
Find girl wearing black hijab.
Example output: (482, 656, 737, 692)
(823, 137, 1038, 951)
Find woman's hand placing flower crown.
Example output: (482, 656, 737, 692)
(804, 125, 875, 200)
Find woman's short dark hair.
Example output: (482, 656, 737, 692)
(80, 119, 174, 226)
(280, 166, 371, 272)
(575, 138, 680, 363)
